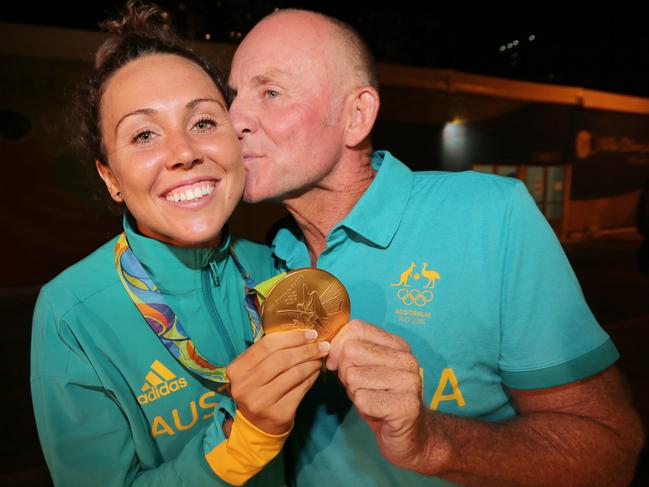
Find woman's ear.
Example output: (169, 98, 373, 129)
(344, 86, 380, 148)
(95, 160, 123, 202)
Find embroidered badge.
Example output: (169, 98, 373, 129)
(391, 262, 440, 324)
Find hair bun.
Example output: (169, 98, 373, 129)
(100, 1, 172, 36)
(94, 1, 177, 69)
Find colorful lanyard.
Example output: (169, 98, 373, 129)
(113, 232, 263, 383)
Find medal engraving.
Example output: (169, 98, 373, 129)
(262, 269, 350, 340)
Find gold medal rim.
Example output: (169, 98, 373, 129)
(261, 268, 350, 340)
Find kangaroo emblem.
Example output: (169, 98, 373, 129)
(392, 262, 416, 287)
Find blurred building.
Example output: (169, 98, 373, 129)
(374, 64, 649, 241)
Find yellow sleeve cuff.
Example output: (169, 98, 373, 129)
(205, 410, 291, 485)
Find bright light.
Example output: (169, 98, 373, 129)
(205, 33, 211, 40)
(513, 40, 519, 46)
(500, 45, 506, 52)
(442, 121, 469, 169)
(507, 43, 513, 49)
(529, 34, 536, 41)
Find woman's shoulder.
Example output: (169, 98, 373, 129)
(37, 235, 122, 317)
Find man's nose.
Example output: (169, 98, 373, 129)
(229, 96, 257, 138)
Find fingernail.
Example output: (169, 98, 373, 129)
(325, 357, 336, 370)
(318, 341, 330, 352)
(305, 329, 318, 340)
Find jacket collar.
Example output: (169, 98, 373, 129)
(123, 213, 230, 292)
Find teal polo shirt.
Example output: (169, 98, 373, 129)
(273, 151, 618, 486)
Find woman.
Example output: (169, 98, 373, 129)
(30, 3, 328, 486)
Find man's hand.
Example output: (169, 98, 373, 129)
(326, 320, 434, 470)
(227, 329, 330, 435)
(329, 321, 645, 486)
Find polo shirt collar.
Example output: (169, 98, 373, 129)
(272, 151, 413, 267)
(338, 150, 413, 248)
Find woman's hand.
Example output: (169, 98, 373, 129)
(226, 329, 330, 435)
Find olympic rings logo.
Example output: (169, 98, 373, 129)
(397, 288, 433, 306)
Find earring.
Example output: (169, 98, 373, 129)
(115, 191, 122, 198)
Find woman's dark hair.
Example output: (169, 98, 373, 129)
(75, 0, 227, 166)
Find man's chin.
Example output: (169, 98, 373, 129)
(242, 193, 282, 204)
(243, 185, 279, 204)
(242, 191, 264, 204)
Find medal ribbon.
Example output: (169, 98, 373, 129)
(113, 232, 264, 383)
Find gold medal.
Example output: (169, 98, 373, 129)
(261, 268, 350, 341)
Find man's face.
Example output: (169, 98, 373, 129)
(228, 14, 347, 203)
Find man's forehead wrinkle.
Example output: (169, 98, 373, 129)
(253, 70, 291, 84)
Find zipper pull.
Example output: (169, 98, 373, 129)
(208, 260, 220, 287)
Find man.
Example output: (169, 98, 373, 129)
(228, 9, 645, 486)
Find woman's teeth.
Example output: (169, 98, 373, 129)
(165, 181, 216, 203)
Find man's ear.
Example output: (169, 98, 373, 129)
(344, 86, 380, 148)
(95, 160, 123, 202)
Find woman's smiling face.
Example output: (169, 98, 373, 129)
(97, 53, 244, 247)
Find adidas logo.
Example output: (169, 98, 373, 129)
(137, 360, 188, 405)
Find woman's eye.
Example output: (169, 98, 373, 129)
(132, 130, 155, 144)
(193, 118, 217, 131)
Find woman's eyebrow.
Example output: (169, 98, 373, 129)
(186, 97, 226, 111)
(115, 108, 156, 135)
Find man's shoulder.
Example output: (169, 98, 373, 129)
(230, 237, 277, 279)
(408, 169, 523, 206)
(377, 151, 521, 195)
(231, 237, 272, 261)
(412, 169, 520, 191)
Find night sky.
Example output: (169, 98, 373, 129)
(2, 1, 649, 97)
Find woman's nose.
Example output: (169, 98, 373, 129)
(166, 133, 203, 169)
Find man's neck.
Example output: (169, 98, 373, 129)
(284, 153, 375, 266)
